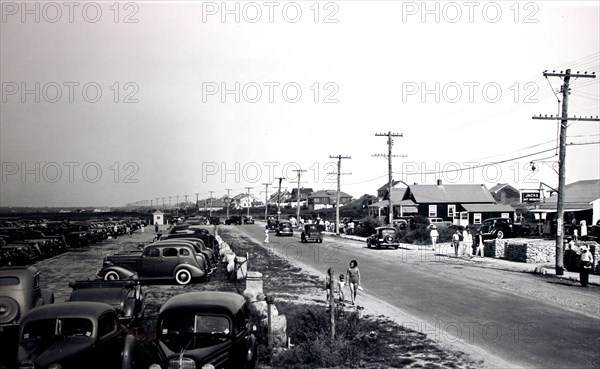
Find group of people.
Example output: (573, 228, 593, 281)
(325, 260, 362, 306)
(429, 226, 484, 258)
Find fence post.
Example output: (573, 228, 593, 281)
(330, 270, 335, 339)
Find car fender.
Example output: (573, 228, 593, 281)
(100, 266, 136, 280)
(174, 264, 205, 278)
(121, 333, 137, 369)
(40, 289, 54, 305)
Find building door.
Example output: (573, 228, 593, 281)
(459, 212, 469, 226)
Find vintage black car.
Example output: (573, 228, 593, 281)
(96, 242, 209, 285)
(367, 227, 400, 249)
(266, 218, 278, 232)
(225, 216, 242, 225)
(276, 221, 293, 237)
(17, 302, 137, 369)
(479, 217, 528, 239)
(243, 216, 255, 225)
(68, 280, 145, 325)
(150, 292, 256, 369)
(1, 266, 54, 368)
(301, 224, 323, 243)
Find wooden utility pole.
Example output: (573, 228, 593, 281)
(293, 169, 307, 224)
(194, 193, 199, 212)
(208, 191, 214, 217)
(329, 270, 336, 338)
(533, 69, 597, 275)
(275, 177, 285, 222)
(329, 155, 351, 234)
(245, 187, 253, 218)
(375, 132, 405, 225)
(262, 183, 271, 221)
(225, 189, 232, 219)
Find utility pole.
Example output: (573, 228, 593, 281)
(195, 193, 199, 212)
(532, 69, 597, 276)
(245, 187, 253, 218)
(275, 177, 285, 222)
(208, 191, 214, 217)
(162, 197, 165, 210)
(375, 131, 405, 225)
(293, 169, 307, 224)
(329, 155, 351, 234)
(262, 183, 271, 221)
(225, 189, 232, 219)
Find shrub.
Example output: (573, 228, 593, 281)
(354, 217, 382, 237)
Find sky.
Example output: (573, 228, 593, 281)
(1, 0, 599, 207)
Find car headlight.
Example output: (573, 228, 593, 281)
(49, 364, 63, 369)
(149, 365, 162, 369)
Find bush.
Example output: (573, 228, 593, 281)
(354, 217, 382, 237)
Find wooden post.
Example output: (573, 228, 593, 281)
(329, 270, 335, 339)
(266, 295, 274, 348)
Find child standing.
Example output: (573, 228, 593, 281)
(337, 274, 346, 303)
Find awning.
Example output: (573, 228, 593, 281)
(461, 204, 515, 212)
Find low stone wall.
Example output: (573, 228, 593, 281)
(483, 238, 600, 269)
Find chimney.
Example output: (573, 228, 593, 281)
(437, 179, 442, 185)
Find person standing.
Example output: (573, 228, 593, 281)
(462, 228, 473, 257)
(154, 222, 159, 233)
(452, 230, 461, 257)
(580, 220, 588, 239)
(429, 225, 439, 251)
(579, 245, 593, 287)
(325, 268, 332, 302)
(337, 274, 346, 303)
(264, 224, 269, 243)
(474, 230, 485, 258)
(346, 260, 361, 305)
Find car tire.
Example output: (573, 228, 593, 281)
(367, 240, 371, 248)
(496, 230, 505, 239)
(0, 296, 19, 324)
(104, 271, 120, 281)
(175, 269, 192, 285)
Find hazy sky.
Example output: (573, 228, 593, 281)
(1, 1, 599, 207)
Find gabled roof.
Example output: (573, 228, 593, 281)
(308, 190, 352, 199)
(385, 187, 408, 202)
(377, 180, 403, 192)
(407, 184, 495, 204)
(538, 179, 600, 208)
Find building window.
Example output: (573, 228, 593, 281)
(474, 213, 482, 224)
(448, 205, 455, 218)
(501, 213, 510, 218)
(428, 205, 437, 217)
(460, 212, 468, 220)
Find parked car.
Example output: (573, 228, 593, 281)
(150, 292, 257, 369)
(225, 216, 242, 225)
(276, 221, 293, 237)
(17, 302, 137, 369)
(479, 217, 528, 239)
(96, 242, 209, 285)
(0, 266, 54, 368)
(68, 280, 145, 325)
(243, 216, 255, 224)
(266, 217, 278, 232)
(367, 227, 400, 249)
(301, 224, 323, 243)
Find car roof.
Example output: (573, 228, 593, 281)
(21, 302, 114, 323)
(375, 227, 396, 230)
(0, 265, 39, 279)
(159, 292, 246, 316)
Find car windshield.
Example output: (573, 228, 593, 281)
(160, 313, 231, 336)
(380, 229, 396, 236)
(306, 225, 319, 231)
(22, 318, 94, 341)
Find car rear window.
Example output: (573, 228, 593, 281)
(0, 276, 20, 286)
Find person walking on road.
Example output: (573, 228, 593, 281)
(264, 224, 269, 243)
(452, 230, 461, 257)
(579, 245, 593, 287)
(462, 228, 473, 257)
(155, 222, 159, 233)
(346, 260, 362, 305)
(337, 274, 346, 303)
(429, 225, 439, 251)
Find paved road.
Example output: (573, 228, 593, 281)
(229, 224, 600, 369)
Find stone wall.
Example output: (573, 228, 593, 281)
(483, 238, 600, 270)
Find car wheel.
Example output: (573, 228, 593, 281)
(105, 271, 120, 281)
(496, 230, 505, 239)
(175, 269, 192, 285)
(367, 240, 371, 248)
(319, 239, 323, 243)
(0, 296, 19, 324)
